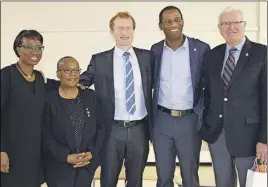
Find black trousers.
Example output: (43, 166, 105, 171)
(100, 120, 149, 187)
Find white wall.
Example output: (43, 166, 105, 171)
(1, 2, 267, 78)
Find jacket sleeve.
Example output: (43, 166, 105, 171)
(1, 67, 10, 152)
(258, 50, 267, 144)
(88, 120, 108, 158)
(79, 55, 96, 87)
(42, 100, 70, 162)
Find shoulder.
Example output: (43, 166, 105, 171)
(250, 41, 267, 52)
(151, 40, 164, 50)
(1, 64, 15, 75)
(187, 37, 210, 48)
(133, 47, 150, 54)
(92, 48, 114, 58)
(206, 43, 225, 56)
(79, 88, 96, 102)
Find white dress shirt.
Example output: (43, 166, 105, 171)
(113, 46, 147, 121)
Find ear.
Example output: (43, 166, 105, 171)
(16, 47, 21, 56)
(158, 23, 163, 30)
(56, 71, 60, 79)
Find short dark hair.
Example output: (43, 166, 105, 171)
(57, 56, 75, 70)
(13, 29, 43, 57)
(159, 6, 183, 24)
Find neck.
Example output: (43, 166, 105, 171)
(59, 86, 78, 99)
(18, 60, 34, 75)
(116, 44, 131, 51)
(166, 35, 185, 50)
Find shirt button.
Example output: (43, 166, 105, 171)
(219, 114, 223, 118)
(224, 98, 228, 101)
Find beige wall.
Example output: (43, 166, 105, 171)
(1, 2, 267, 79)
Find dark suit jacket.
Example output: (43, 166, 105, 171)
(42, 88, 107, 186)
(199, 37, 267, 157)
(80, 47, 153, 138)
(150, 36, 210, 128)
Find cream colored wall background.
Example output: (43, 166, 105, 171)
(1, 2, 267, 79)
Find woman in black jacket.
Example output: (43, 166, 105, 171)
(42, 56, 107, 187)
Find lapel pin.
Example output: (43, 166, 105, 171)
(245, 53, 249, 56)
(194, 48, 197, 51)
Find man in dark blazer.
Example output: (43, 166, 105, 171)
(79, 12, 152, 187)
(199, 7, 267, 187)
(42, 56, 107, 187)
(150, 6, 210, 187)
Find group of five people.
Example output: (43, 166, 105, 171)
(1, 5, 267, 187)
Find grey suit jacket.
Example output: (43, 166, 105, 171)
(150, 36, 210, 128)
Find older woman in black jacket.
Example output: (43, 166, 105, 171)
(42, 56, 106, 187)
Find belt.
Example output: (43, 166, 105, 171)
(114, 118, 145, 128)
(157, 105, 193, 117)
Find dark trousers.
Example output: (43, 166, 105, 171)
(153, 110, 202, 187)
(100, 120, 149, 187)
(209, 129, 255, 187)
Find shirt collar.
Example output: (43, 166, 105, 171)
(226, 36, 246, 52)
(164, 36, 189, 49)
(114, 46, 135, 57)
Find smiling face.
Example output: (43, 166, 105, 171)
(57, 58, 81, 88)
(159, 9, 184, 40)
(111, 17, 134, 49)
(17, 38, 44, 66)
(218, 10, 246, 46)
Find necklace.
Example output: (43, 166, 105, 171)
(16, 62, 34, 79)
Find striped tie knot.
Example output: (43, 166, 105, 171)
(123, 52, 130, 59)
(229, 47, 237, 53)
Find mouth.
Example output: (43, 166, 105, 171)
(169, 28, 180, 32)
(120, 37, 129, 40)
(29, 56, 40, 62)
(228, 32, 238, 35)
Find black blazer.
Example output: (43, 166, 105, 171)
(80, 47, 153, 137)
(42, 88, 107, 186)
(150, 37, 210, 128)
(199, 37, 267, 157)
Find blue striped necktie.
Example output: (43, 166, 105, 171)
(222, 47, 237, 88)
(123, 52, 136, 115)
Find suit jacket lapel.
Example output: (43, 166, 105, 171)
(188, 37, 198, 93)
(105, 48, 115, 105)
(214, 45, 226, 93)
(79, 90, 96, 149)
(227, 38, 252, 89)
(155, 41, 164, 90)
(134, 47, 147, 99)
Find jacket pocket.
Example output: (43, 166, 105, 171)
(245, 115, 260, 124)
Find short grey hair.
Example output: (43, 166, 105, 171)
(218, 6, 244, 25)
(57, 56, 74, 70)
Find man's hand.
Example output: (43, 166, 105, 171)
(77, 83, 89, 89)
(256, 142, 267, 164)
(1, 152, 9, 173)
(73, 152, 92, 168)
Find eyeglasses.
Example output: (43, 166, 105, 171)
(218, 21, 246, 28)
(57, 68, 82, 75)
(20, 44, 45, 51)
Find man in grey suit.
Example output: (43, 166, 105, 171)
(150, 6, 210, 187)
(79, 12, 152, 187)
